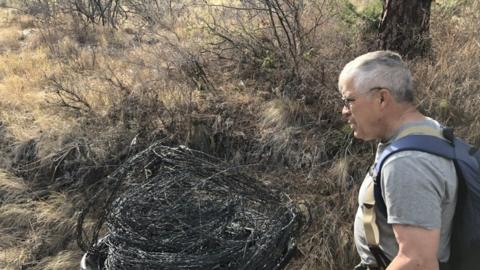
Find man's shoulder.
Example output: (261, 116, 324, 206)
(383, 150, 454, 172)
(381, 150, 457, 187)
(385, 149, 450, 163)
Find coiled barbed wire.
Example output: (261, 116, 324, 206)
(79, 143, 300, 269)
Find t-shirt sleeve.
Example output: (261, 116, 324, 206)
(380, 151, 446, 229)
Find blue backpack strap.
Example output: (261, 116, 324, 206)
(372, 135, 455, 217)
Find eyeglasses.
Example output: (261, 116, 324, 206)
(341, 96, 356, 109)
(341, 87, 384, 109)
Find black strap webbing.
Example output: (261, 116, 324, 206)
(368, 246, 390, 269)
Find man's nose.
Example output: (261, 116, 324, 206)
(342, 106, 351, 118)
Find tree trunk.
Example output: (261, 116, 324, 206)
(378, 0, 432, 58)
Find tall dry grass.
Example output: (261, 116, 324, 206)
(414, 0, 480, 143)
(0, 170, 80, 269)
(0, 0, 478, 269)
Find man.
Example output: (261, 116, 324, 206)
(338, 51, 457, 270)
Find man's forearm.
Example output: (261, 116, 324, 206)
(386, 254, 438, 270)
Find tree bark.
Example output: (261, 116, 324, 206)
(378, 0, 432, 58)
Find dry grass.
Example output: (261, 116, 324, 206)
(30, 250, 83, 270)
(0, 25, 21, 51)
(0, 246, 31, 270)
(0, 170, 27, 197)
(0, 1, 478, 269)
(0, 47, 64, 141)
(413, 0, 480, 143)
(0, 190, 79, 269)
(0, 171, 78, 269)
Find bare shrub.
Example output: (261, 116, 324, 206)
(195, 0, 337, 99)
(124, 0, 187, 29)
(19, 0, 126, 28)
(46, 74, 94, 114)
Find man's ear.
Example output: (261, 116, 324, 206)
(378, 89, 390, 107)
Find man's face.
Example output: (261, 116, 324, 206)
(340, 79, 382, 141)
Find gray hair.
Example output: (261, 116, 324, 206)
(338, 50, 414, 103)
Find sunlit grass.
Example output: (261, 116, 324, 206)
(31, 250, 84, 270)
(0, 1, 478, 269)
(0, 246, 30, 269)
(0, 170, 27, 194)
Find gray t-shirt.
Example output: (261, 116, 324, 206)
(354, 118, 458, 265)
